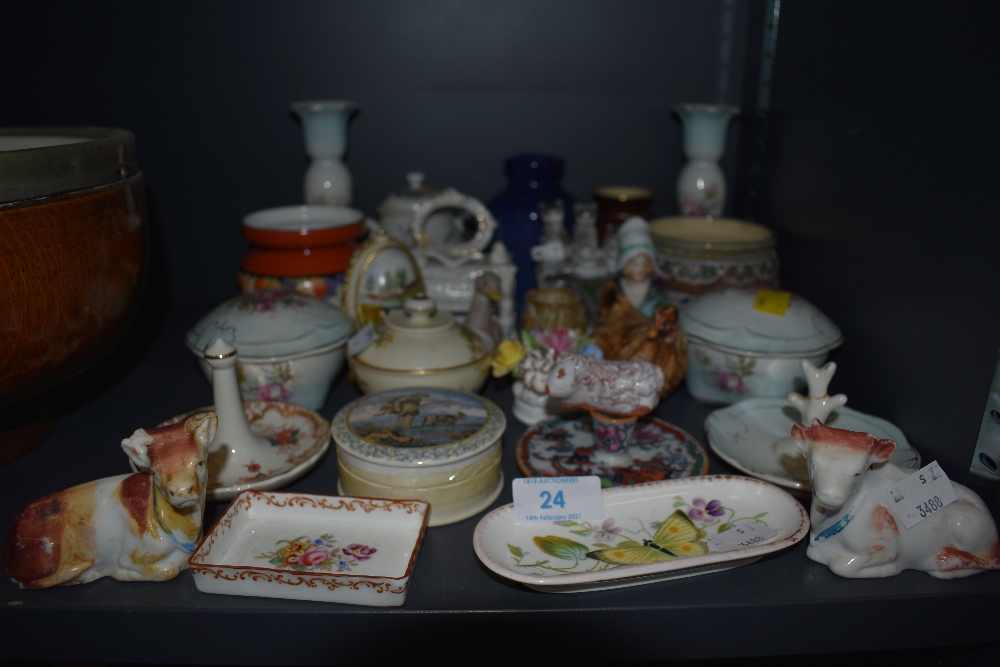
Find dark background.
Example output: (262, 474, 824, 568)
(8, 0, 992, 478)
(4, 0, 751, 307)
(2, 2, 999, 661)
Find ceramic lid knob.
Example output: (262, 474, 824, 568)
(404, 294, 437, 324)
(406, 171, 424, 191)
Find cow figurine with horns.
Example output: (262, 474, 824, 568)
(792, 419, 1000, 579)
(4, 413, 217, 588)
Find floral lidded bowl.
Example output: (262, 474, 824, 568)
(347, 294, 495, 395)
(185, 289, 353, 409)
(678, 287, 842, 404)
(332, 387, 506, 526)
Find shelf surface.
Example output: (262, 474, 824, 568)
(2, 303, 998, 664)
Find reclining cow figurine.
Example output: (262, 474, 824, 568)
(4, 413, 217, 588)
(792, 420, 1000, 578)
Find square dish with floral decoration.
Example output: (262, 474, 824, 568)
(189, 491, 429, 606)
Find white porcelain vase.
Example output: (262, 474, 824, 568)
(292, 100, 357, 206)
(673, 104, 738, 217)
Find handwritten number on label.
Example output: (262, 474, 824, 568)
(540, 490, 566, 509)
(916, 496, 944, 518)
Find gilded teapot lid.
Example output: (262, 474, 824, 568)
(353, 295, 493, 372)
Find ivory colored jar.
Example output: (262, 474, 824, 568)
(332, 388, 505, 527)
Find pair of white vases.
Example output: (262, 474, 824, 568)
(290, 99, 738, 219)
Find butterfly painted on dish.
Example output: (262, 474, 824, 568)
(586, 510, 709, 564)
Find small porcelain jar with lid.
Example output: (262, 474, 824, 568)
(679, 288, 842, 404)
(332, 387, 505, 526)
(376, 171, 439, 246)
(186, 289, 353, 409)
(347, 294, 495, 395)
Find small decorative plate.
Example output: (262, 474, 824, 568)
(160, 401, 330, 501)
(473, 475, 809, 593)
(705, 398, 921, 493)
(189, 491, 429, 606)
(342, 232, 425, 327)
(515, 416, 709, 487)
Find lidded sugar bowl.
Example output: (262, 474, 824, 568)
(679, 287, 842, 404)
(185, 288, 353, 409)
(332, 387, 505, 526)
(347, 294, 495, 395)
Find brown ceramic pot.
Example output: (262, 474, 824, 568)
(522, 288, 588, 333)
(0, 128, 147, 407)
(594, 185, 653, 243)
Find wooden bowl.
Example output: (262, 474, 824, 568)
(0, 128, 146, 406)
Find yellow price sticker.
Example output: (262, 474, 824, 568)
(753, 289, 791, 316)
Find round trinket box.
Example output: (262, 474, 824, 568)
(332, 387, 506, 526)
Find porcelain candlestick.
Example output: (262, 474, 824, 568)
(673, 104, 738, 217)
(292, 100, 358, 206)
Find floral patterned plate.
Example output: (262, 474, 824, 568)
(160, 401, 330, 501)
(515, 416, 709, 487)
(190, 491, 429, 606)
(705, 398, 920, 494)
(473, 476, 809, 593)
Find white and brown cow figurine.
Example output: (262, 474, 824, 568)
(792, 419, 1000, 579)
(3, 413, 216, 588)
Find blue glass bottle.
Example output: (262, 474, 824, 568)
(489, 154, 575, 312)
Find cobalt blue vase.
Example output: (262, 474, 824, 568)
(489, 153, 575, 312)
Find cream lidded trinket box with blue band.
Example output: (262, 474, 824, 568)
(332, 387, 505, 527)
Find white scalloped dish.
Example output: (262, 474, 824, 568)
(705, 398, 921, 493)
(189, 491, 429, 606)
(473, 476, 808, 593)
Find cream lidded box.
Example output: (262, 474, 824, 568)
(332, 387, 506, 527)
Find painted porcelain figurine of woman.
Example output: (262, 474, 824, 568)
(593, 217, 686, 397)
(614, 217, 673, 317)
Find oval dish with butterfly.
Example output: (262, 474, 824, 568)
(473, 475, 809, 593)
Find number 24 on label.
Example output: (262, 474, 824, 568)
(539, 490, 566, 509)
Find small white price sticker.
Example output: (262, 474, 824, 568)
(705, 522, 780, 552)
(347, 324, 377, 356)
(512, 476, 604, 524)
(886, 461, 959, 529)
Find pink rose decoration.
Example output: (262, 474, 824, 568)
(257, 383, 291, 401)
(714, 371, 746, 393)
(298, 547, 331, 567)
(535, 327, 573, 352)
(344, 544, 377, 561)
